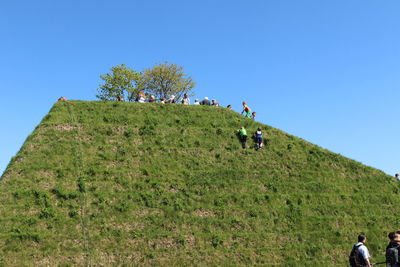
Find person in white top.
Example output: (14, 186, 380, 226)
(354, 235, 372, 267)
(193, 99, 200, 105)
(137, 91, 146, 103)
(181, 93, 190, 105)
(167, 95, 176, 103)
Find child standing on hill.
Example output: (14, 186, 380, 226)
(238, 127, 248, 149)
(241, 101, 252, 118)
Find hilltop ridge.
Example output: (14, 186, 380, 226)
(1, 101, 398, 266)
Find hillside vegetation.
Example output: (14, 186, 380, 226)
(1, 101, 399, 266)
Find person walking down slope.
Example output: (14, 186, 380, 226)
(254, 127, 263, 150)
(386, 232, 400, 267)
(238, 127, 248, 149)
(251, 112, 256, 120)
(200, 97, 211, 105)
(181, 93, 190, 105)
(349, 234, 372, 267)
(241, 101, 252, 118)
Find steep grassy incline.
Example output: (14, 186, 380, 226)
(1, 101, 399, 266)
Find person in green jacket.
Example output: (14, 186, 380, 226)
(238, 126, 248, 149)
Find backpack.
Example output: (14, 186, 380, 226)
(386, 243, 400, 265)
(349, 244, 364, 267)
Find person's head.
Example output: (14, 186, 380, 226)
(170, 95, 175, 99)
(389, 232, 396, 241)
(358, 234, 367, 243)
(396, 173, 399, 178)
(212, 99, 216, 103)
(194, 98, 199, 102)
(227, 105, 232, 109)
(184, 93, 188, 98)
(252, 112, 256, 116)
(242, 101, 246, 106)
(150, 95, 155, 99)
(204, 97, 209, 100)
(258, 127, 261, 131)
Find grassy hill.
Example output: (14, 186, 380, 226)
(1, 101, 399, 266)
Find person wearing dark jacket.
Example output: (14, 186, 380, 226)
(387, 232, 400, 267)
(200, 97, 211, 105)
(254, 127, 263, 150)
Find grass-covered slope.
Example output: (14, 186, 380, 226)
(1, 101, 399, 266)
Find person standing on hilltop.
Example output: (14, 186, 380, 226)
(181, 93, 190, 105)
(193, 98, 200, 105)
(200, 97, 211, 105)
(238, 126, 248, 149)
(241, 101, 252, 118)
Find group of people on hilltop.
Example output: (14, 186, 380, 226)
(349, 231, 400, 267)
(127, 92, 259, 121)
(130, 92, 225, 108)
(59, 93, 263, 149)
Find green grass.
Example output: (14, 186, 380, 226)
(1, 100, 399, 266)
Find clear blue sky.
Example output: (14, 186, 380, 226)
(1, 0, 399, 176)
